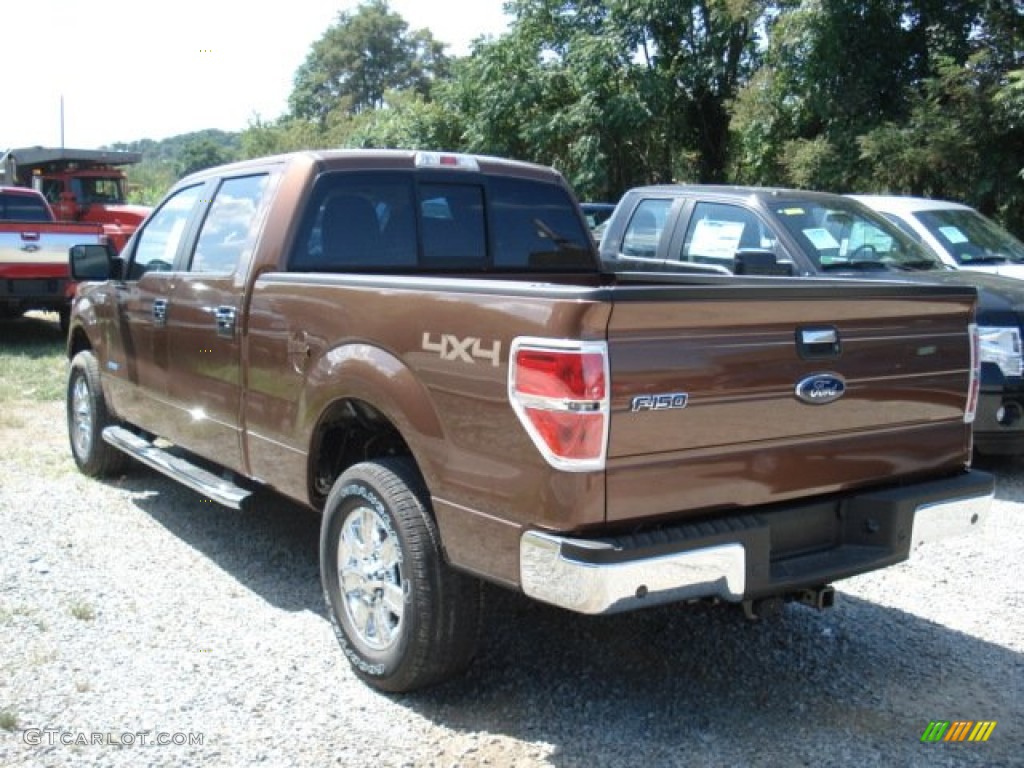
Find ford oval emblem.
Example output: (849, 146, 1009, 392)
(795, 373, 846, 405)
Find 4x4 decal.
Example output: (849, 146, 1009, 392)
(422, 332, 501, 367)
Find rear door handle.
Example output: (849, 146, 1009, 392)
(215, 306, 237, 339)
(152, 298, 168, 326)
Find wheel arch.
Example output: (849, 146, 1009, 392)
(303, 342, 445, 510)
(67, 324, 92, 359)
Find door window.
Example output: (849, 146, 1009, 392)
(621, 199, 671, 258)
(129, 185, 203, 279)
(189, 175, 270, 274)
(680, 202, 776, 270)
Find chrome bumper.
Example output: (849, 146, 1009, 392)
(519, 531, 745, 615)
(910, 492, 991, 550)
(520, 480, 992, 615)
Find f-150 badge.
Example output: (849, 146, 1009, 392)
(631, 393, 688, 412)
(795, 373, 846, 404)
(422, 332, 501, 367)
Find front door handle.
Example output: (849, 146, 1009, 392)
(152, 298, 168, 326)
(215, 306, 237, 339)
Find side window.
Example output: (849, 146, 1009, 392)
(680, 202, 775, 269)
(490, 177, 593, 269)
(418, 183, 486, 268)
(291, 174, 417, 271)
(129, 185, 203, 279)
(621, 199, 671, 258)
(189, 175, 270, 274)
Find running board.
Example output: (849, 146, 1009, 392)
(102, 426, 252, 509)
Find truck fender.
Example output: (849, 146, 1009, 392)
(304, 342, 446, 490)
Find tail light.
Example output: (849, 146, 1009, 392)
(965, 323, 980, 424)
(508, 338, 609, 471)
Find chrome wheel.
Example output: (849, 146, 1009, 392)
(71, 374, 94, 459)
(321, 459, 482, 691)
(337, 504, 405, 651)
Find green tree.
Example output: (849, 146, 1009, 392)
(730, 0, 928, 189)
(730, 0, 1024, 233)
(239, 115, 343, 159)
(346, 89, 465, 150)
(176, 138, 236, 177)
(123, 161, 177, 206)
(289, 0, 448, 124)
(442, 0, 762, 199)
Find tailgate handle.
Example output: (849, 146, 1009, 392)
(797, 326, 840, 359)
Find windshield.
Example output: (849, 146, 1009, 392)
(914, 208, 1024, 265)
(769, 198, 945, 273)
(74, 176, 126, 205)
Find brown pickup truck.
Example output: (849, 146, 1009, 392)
(66, 150, 993, 692)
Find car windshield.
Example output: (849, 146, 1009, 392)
(914, 208, 1024, 265)
(769, 199, 945, 272)
(77, 177, 126, 205)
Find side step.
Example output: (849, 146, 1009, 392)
(102, 426, 252, 509)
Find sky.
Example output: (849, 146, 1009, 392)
(3, 0, 511, 150)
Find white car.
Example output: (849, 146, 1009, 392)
(851, 195, 1024, 279)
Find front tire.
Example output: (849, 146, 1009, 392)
(67, 350, 127, 477)
(320, 458, 482, 692)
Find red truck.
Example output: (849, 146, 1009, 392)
(1, 146, 149, 253)
(0, 186, 106, 331)
(65, 150, 993, 692)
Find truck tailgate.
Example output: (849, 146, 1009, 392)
(0, 224, 103, 272)
(605, 281, 977, 522)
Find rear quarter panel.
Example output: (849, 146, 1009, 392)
(243, 275, 612, 585)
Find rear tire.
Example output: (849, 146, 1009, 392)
(67, 350, 127, 477)
(320, 458, 482, 692)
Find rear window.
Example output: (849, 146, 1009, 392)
(288, 171, 595, 272)
(0, 193, 51, 222)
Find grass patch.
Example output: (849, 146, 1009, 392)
(69, 600, 96, 622)
(0, 312, 66, 403)
(0, 709, 18, 731)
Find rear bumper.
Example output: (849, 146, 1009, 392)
(0, 276, 74, 308)
(974, 389, 1024, 455)
(519, 470, 994, 614)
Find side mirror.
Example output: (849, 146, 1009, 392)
(735, 249, 795, 276)
(70, 243, 120, 281)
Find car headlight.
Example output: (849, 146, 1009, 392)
(978, 326, 1023, 377)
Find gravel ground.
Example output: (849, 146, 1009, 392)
(0, 399, 1021, 767)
